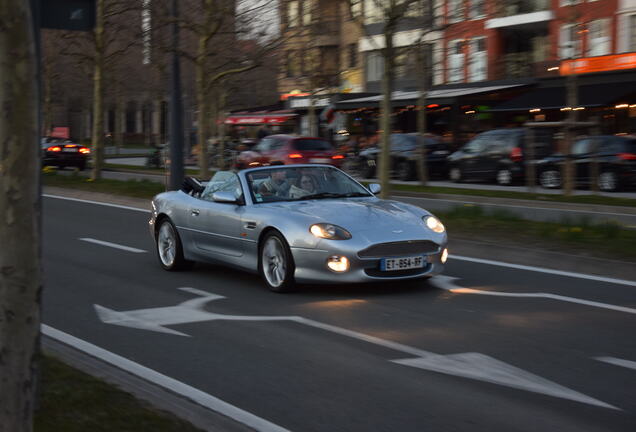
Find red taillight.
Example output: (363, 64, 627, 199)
(47, 146, 62, 152)
(79, 147, 90, 154)
(618, 152, 636, 160)
(510, 147, 523, 162)
(288, 153, 303, 159)
(332, 154, 345, 160)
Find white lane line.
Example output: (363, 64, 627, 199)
(79, 238, 147, 253)
(41, 324, 291, 432)
(395, 195, 636, 218)
(431, 276, 636, 315)
(43, 194, 150, 213)
(450, 255, 636, 288)
(595, 357, 636, 371)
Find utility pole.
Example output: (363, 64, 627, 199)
(169, 0, 184, 190)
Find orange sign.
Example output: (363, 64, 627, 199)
(560, 53, 636, 75)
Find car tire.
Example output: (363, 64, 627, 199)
(539, 169, 561, 189)
(598, 171, 619, 192)
(398, 159, 415, 181)
(259, 231, 296, 293)
(496, 168, 513, 186)
(449, 166, 462, 182)
(156, 218, 193, 271)
(77, 161, 87, 171)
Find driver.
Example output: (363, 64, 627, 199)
(258, 169, 290, 197)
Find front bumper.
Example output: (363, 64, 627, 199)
(291, 240, 446, 284)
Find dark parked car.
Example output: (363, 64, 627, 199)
(447, 128, 554, 185)
(234, 134, 343, 169)
(357, 133, 450, 180)
(537, 135, 636, 191)
(41, 137, 91, 170)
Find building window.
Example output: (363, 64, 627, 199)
(350, 0, 362, 19)
(364, 1, 383, 25)
(470, 0, 485, 19)
(287, 51, 301, 77)
(448, 0, 464, 23)
(630, 15, 636, 52)
(366, 51, 384, 82)
(302, 0, 312, 26)
(559, 0, 581, 6)
(448, 40, 465, 83)
(288, 0, 299, 28)
(560, 24, 582, 59)
(349, 43, 358, 68)
(469, 37, 487, 82)
(588, 19, 611, 57)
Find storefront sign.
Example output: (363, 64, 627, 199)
(288, 97, 330, 109)
(224, 114, 297, 125)
(560, 53, 636, 75)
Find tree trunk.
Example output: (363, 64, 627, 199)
(195, 36, 210, 177)
(115, 98, 124, 152)
(0, 1, 42, 430)
(217, 85, 228, 171)
(416, 44, 428, 186)
(379, 31, 395, 199)
(563, 71, 578, 196)
(42, 59, 52, 136)
(91, 0, 105, 180)
(308, 92, 317, 136)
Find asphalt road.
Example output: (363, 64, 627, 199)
(42, 195, 636, 431)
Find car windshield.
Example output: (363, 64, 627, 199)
(246, 166, 372, 203)
(292, 139, 332, 151)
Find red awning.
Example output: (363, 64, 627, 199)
(224, 113, 297, 125)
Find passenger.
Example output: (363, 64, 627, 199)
(258, 169, 290, 197)
(289, 174, 318, 199)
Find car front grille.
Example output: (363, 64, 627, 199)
(357, 240, 440, 258)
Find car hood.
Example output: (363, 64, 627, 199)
(267, 198, 440, 243)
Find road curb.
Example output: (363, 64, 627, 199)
(42, 335, 253, 432)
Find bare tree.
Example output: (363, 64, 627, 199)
(348, 0, 421, 198)
(0, 1, 41, 431)
(59, 0, 142, 179)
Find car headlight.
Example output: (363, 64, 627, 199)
(310, 223, 352, 240)
(423, 215, 445, 233)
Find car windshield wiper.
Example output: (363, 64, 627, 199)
(297, 192, 370, 200)
(297, 192, 343, 200)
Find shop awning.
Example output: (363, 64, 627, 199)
(491, 81, 636, 112)
(224, 112, 297, 125)
(335, 84, 527, 110)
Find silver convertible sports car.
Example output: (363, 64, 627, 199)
(149, 165, 448, 292)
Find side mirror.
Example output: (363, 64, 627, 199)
(368, 183, 381, 194)
(212, 191, 238, 204)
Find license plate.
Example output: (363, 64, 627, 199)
(309, 158, 329, 163)
(62, 147, 78, 152)
(380, 255, 425, 271)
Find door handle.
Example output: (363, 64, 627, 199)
(191, 209, 200, 216)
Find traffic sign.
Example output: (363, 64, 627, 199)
(40, 0, 95, 31)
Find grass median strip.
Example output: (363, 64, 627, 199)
(35, 355, 202, 432)
(391, 183, 636, 208)
(43, 171, 636, 261)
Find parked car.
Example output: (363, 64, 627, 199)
(537, 135, 636, 191)
(234, 134, 343, 169)
(150, 165, 448, 292)
(357, 133, 450, 180)
(41, 137, 90, 170)
(446, 128, 555, 185)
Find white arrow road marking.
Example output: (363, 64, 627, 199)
(595, 357, 636, 371)
(79, 237, 147, 253)
(431, 275, 636, 315)
(95, 287, 617, 409)
(392, 353, 617, 410)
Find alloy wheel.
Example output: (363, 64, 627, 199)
(598, 172, 618, 192)
(262, 236, 287, 288)
(158, 222, 176, 267)
(540, 170, 561, 189)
